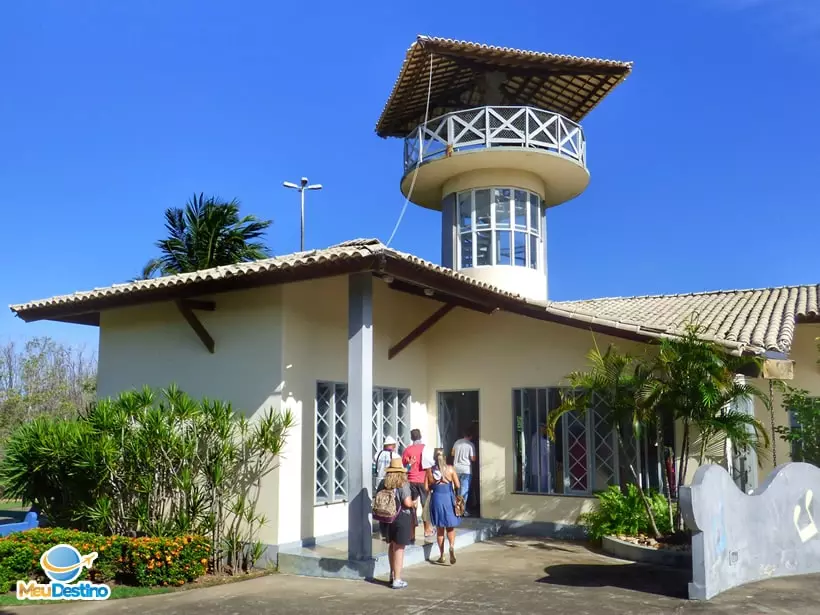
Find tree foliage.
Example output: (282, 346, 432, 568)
(141, 193, 272, 279)
(0, 385, 293, 574)
(0, 337, 96, 447)
(582, 484, 672, 541)
(548, 344, 665, 538)
(550, 323, 773, 537)
(643, 321, 770, 493)
(775, 384, 820, 466)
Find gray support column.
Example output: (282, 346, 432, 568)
(348, 272, 374, 561)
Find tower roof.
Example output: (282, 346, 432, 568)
(376, 35, 633, 138)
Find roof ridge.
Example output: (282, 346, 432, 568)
(417, 35, 634, 67)
(554, 283, 820, 304)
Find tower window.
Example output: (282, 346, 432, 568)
(455, 187, 542, 270)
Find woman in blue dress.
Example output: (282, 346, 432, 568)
(425, 447, 461, 564)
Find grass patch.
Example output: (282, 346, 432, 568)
(0, 570, 273, 607)
(0, 500, 27, 524)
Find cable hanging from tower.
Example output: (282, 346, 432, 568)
(386, 50, 434, 248)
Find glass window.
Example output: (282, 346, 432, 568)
(513, 232, 526, 267)
(512, 387, 665, 497)
(495, 230, 511, 265)
(475, 190, 491, 229)
(493, 188, 511, 229)
(529, 197, 540, 233)
(460, 233, 473, 269)
(514, 190, 528, 229)
(455, 187, 543, 271)
(476, 231, 492, 266)
(319, 382, 412, 502)
(458, 192, 472, 231)
(315, 381, 348, 503)
(529, 235, 538, 270)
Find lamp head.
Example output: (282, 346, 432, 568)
(283, 181, 298, 189)
(300, 177, 309, 187)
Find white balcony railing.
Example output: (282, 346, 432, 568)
(403, 106, 586, 174)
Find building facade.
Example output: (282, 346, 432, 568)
(10, 36, 820, 562)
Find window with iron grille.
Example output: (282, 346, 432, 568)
(315, 382, 411, 504)
(454, 187, 543, 271)
(512, 388, 664, 496)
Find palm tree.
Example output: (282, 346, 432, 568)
(548, 343, 664, 539)
(641, 320, 770, 529)
(643, 321, 769, 493)
(141, 193, 272, 279)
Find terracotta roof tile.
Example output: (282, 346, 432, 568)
(376, 35, 632, 137)
(551, 285, 820, 356)
(9, 238, 817, 356)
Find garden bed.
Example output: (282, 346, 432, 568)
(0, 528, 211, 594)
(602, 534, 691, 569)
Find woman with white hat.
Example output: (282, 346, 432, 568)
(373, 436, 402, 542)
(376, 458, 415, 589)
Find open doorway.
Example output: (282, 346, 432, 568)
(438, 390, 480, 517)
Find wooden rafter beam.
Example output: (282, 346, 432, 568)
(179, 299, 216, 312)
(388, 304, 455, 360)
(176, 299, 215, 353)
(436, 52, 630, 77)
(383, 277, 497, 314)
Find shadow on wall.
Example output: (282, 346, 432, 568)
(538, 561, 689, 599)
(486, 474, 593, 535)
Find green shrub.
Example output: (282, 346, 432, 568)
(0, 541, 34, 594)
(125, 536, 210, 587)
(4, 528, 126, 583)
(582, 484, 673, 540)
(0, 529, 209, 591)
(0, 385, 293, 573)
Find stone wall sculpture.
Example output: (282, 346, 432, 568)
(681, 462, 820, 600)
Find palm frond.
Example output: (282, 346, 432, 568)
(140, 194, 273, 278)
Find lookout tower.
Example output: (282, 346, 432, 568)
(376, 36, 632, 302)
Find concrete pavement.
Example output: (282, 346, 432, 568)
(4, 536, 819, 614)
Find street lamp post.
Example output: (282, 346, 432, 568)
(283, 177, 322, 251)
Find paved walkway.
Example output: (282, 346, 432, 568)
(5, 536, 820, 614)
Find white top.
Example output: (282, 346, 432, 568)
(374, 449, 401, 481)
(421, 443, 435, 470)
(452, 438, 476, 475)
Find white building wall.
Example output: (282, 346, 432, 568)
(97, 286, 286, 546)
(425, 308, 650, 526)
(96, 276, 820, 544)
(279, 276, 432, 542)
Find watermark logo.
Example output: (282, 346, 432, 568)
(17, 544, 111, 601)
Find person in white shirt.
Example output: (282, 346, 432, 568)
(529, 423, 551, 493)
(451, 430, 477, 516)
(374, 436, 402, 483)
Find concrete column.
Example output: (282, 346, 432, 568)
(348, 272, 373, 561)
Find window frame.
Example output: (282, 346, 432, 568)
(315, 381, 412, 504)
(455, 187, 543, 272)
(512, 387, 661, 497)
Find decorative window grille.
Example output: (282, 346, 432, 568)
(315, 381, 411, 503)
(512, 388, 661, 496)
(455, 188, 543, 271)
(315, 382, 348, 503)
(371, 388, 412, 458)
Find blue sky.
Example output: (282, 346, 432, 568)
(2, 0, 819, 351)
